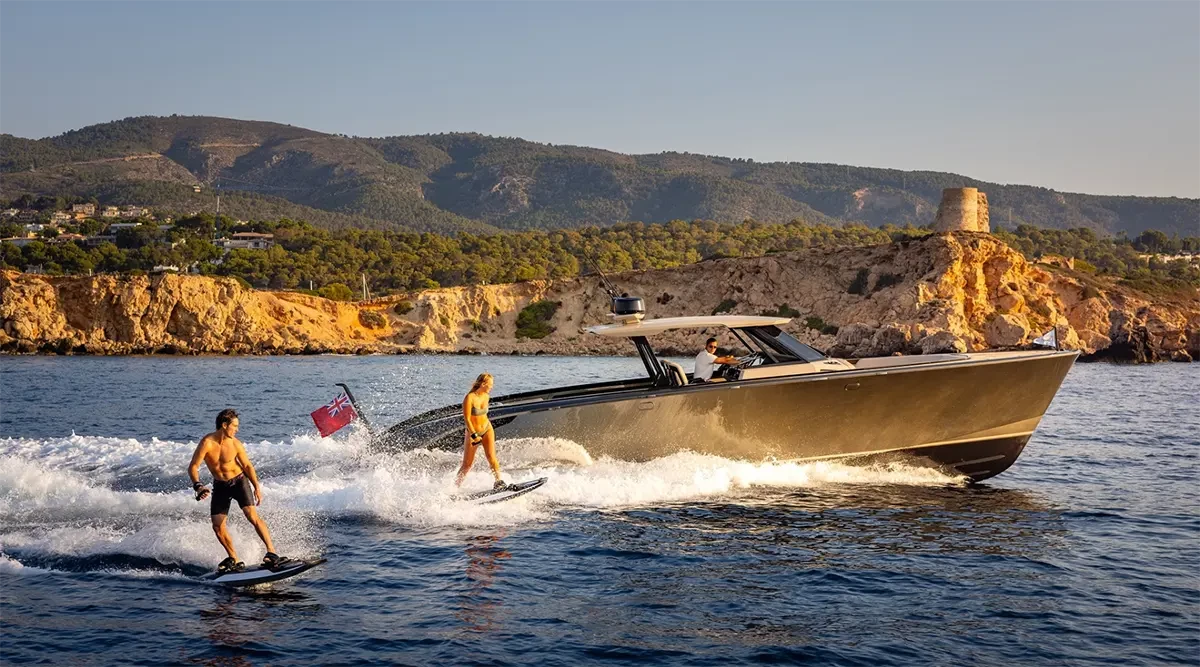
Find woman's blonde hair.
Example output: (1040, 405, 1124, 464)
(469, 373, 493, 393)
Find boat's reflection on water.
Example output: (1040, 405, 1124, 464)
(606, 484, 1066, 562)
(619, 482, 1070, 566)
(555, 484, 1072, 651)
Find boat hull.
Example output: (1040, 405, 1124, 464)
(381, 351, 1077, 482)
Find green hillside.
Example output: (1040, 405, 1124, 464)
(2, 115, 1195, 236)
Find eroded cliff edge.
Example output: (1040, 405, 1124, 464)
(3, 233, 1197, 362)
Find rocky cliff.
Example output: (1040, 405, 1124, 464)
(2, 233, 1197, 361)
(0, 272, 397, 355)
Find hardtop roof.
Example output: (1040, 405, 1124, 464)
(585, 315, 791, 338)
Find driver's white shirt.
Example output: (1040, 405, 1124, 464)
(694, 350, 719, 381)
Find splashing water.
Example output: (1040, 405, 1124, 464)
(0, 431, 963, 575)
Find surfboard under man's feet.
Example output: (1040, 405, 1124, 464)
(217, 557, 245, 573)
(204, 557, 327, 587)
(262, 552, 291, 570)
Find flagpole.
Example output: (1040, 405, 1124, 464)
(335, 383, 374, 434)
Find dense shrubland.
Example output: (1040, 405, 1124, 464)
(2, 215, 1196, 298)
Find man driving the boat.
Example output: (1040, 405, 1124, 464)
(693, 337, 740, 383)
(187, 408, 285, 573)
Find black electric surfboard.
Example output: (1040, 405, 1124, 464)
(460, 477, 547, 505)
(202, 557, 326, 587)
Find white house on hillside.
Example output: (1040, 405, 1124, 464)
(217, 232, 275, 250)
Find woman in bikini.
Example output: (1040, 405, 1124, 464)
(456, 373, 506, 489)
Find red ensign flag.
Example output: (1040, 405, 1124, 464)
(311, 393, 357, 437)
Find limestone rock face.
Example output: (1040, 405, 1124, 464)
(985, 314, 1031, 347)
(831, 323, 875, 357)
(0, 271, 397, 355)
(870, 324, 913, 356)
(2, 232, 1197, 362)
(920, 331, 969, 354)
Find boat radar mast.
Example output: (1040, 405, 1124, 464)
(609, 294, 645, 325)
(587, 256, 645, 325)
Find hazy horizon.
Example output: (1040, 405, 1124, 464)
(2, 1, 1197, 199)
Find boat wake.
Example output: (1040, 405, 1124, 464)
(0, 433, 965, 575)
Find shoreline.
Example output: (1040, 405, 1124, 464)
(4, 233, 1197, 364)
(0, 346, 1180, 364)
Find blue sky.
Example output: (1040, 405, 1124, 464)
(2, 1, 1197, 198)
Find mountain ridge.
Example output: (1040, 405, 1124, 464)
(2, 115, 1195, 236)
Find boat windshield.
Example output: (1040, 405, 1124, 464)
(740, 326, 828, 362)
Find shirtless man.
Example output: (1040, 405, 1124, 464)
(188, 409, 284, 573)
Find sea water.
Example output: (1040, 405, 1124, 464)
(0, 356, 1196, 666)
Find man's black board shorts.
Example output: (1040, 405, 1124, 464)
(211, 474, 254, 516)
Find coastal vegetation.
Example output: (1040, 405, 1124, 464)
(516, 300, 560, 339)
(760, 304, 802, 318)
(994, 225, 1200, 296)
(711, 299, 738, 315)
(0, 215, 916, 290)
(803, 316, 840, 336)
(2, 217, 1196, 297)
(848, 268, 871, 295)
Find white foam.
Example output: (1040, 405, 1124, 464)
(2, 522, 212, 565)
(0, 456, 195, 520)
(0, 431, 964, 569)
(0, 552, 48, 575)
(0, 544, 202, 583)
(269, 453, 550, 527)
(502, 437, 594, 467)
(0, 431, 363, 481)
(511, 450, 965, 508)
(0, 456, 323, 568)
(1, 514, 320, 569)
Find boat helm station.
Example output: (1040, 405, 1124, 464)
(587, 293, 854, 387)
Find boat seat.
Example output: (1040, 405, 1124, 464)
(659, 359, 688, 388)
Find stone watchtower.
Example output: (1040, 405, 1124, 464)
(933, 187, 990, 233)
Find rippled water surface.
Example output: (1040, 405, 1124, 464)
(1, 356, 1197, 666)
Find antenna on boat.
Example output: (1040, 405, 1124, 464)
(582, 251, 644, 324)
(583, 251, 620, 299)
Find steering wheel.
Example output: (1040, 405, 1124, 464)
(712, 353, 759, 380)
(733, 353, 763, 370)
